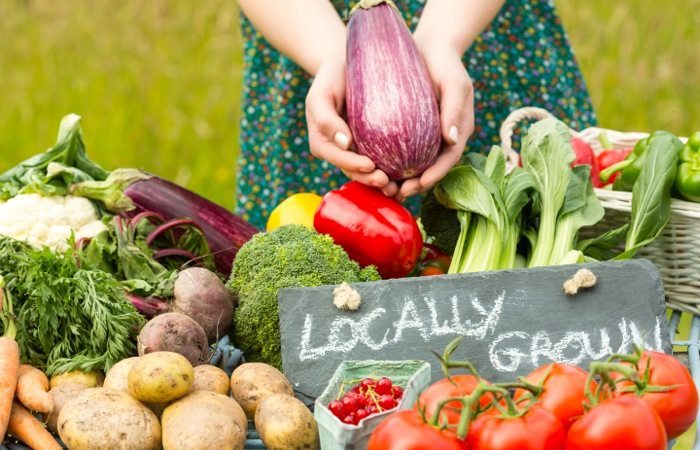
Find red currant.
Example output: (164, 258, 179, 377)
(328, 400, 344, 418)
(368, 403, 379, 414)
(342, 413, 356, 425)
(342, 396, 358, 415)
(392, 385, 404, 399)
(375, 377, 393, 395)
(355, 394, 368, 408)
(355, 408, 369, 422)
(360, 378, 376, 393)
(378, 394, 396, 411)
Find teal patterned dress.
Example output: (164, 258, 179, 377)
(236, 0, 596, 229)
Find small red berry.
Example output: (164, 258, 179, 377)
(342, 396, 358, 415)
(360, 378, 376, 393)
(342, 413, 356, 425)
(392, 385, 404, 399)
(355, 408, 369, 422)
(328, 400, 344, 418)
(375, 377, 393, 395)
(378, 394, 396, 411)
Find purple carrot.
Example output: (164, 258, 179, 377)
(70, 169, 260, 275)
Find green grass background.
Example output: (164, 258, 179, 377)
(1, 0, 699, 446)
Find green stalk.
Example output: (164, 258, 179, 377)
(498, 221, 520, 270)
(599, 159, 632, 183)
(70, 168, 151, 212)
(459, 218, 501, 273)
(548, 216, 577, 265)
(448, 211, 470, 274)
(528, 203, 557, 267)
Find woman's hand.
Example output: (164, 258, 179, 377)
(306, 59, 396, 194)
(395, 43, 474, 202)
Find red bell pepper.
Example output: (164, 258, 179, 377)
(571, 137, 603, 187)
(596, 133, 633, 186)
(313, 181, 423, 279)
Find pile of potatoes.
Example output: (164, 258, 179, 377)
(45, 354, 320, 450)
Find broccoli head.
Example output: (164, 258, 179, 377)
(227, 225, 381, 369)
(419, 188, 460, 255)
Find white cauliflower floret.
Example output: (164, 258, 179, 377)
(0, 193, 107, 252)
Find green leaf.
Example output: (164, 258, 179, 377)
(616, 132, 683, 259)
(578, 224, 630, 261)
(0, 114, 108, 200)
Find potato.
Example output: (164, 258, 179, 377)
(255, 394, 319, 450)
(230, 362, 293, 420)
(46, 383, 88, 434)
(128, 351, 194, 403)
(57, 388, 161, 450)
(137, 312, 210, 366)
(50, 370, 104, 389)
(193, 364, 230, 395)
(103, 357, 140, 393)
(162, 390, 247, 450)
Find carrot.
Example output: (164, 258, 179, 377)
(7, 402, 62, 450)
(16, 364, 53, 414)
(0, 276, 20, 439)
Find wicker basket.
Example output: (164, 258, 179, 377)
(499, 106, 700, 314)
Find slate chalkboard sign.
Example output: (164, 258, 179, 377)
(278, 259, 671, 399)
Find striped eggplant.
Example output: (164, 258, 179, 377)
(70, 168, 259, 275)
(346, 0, 441, 180)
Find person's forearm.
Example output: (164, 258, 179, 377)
(413, 0, 506, 55)
(237, 0, 346, 75)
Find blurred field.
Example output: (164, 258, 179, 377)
(0, 1, 699, 448)
(1, 0, 699, 210)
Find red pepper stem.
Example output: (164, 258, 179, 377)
(599, 159, 632, 182)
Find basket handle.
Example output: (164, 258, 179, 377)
(500, 107, 579, 166)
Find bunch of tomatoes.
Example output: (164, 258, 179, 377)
(367, 340, 698, 450)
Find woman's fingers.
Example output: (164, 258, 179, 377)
(341, 168, 390, 188)
(438, 72, 475, 147)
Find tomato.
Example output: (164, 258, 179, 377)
(467, 406, 566, 450)
(418, 265, 446, 276)
(416, 375, 494, 428)
(416, 244, 451, 276)
(566, 395, 667, 450)
(614, 350, 699, 439)
(514, 363, 594, 431)
(367, 409, 468, 450)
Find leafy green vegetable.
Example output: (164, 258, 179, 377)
(0, 235, 144, 376)
(227, 225, 381, 369)
(0, 114, 108, 201)
(520, 118, 576, 267)
(615, 132, 682, 259)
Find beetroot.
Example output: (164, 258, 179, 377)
(172, 267, 234, 343)
(137, 312, 210, 366)
(346, 0, 441, 180)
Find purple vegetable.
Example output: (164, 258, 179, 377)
(70, 169, 259, 275)
(346, 0, 441, 180)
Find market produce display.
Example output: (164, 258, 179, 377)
(0, 9, 698, 442)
